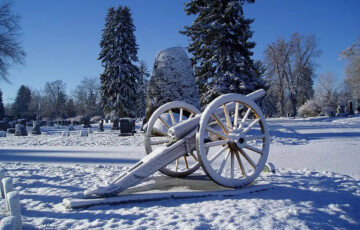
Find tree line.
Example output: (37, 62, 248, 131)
(0, 0, 359, 120)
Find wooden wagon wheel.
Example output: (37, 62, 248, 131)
(145, 101, 201, 177)
(196, 94, 270, 188)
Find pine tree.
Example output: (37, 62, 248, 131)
(13, 85, 31, 117)
(99, 6, 139, 117)
(0, 89, 5, 119)
(136, 61, 149, 117)
(181, 0, 264, 107)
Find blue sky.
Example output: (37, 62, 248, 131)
(1, 0, 359, 104)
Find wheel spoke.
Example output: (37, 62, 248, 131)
(218, 149, 230, 175)
(206, 126, 228, 140)
(212, 113, 230, 134)
(223, 104, 232, 130)
(204, 139, 228, 148)
(242, 118, 260, 134)
(150, 139, 169, 145)
(175, 158, 179, 172)
(246, 134, 265, 141)
(230, 151, 234, 179)
(209, 145, 228, 163)
(242, 108, 252, 123)
(234, 102, 239, 128)
(239, 148, 256, 169)
(159, 116, 171, 129)
(179, 108, 183, 122)
(152, 127, 168, 136)
(191, 152, 199, 162)
(234, 151, 247, 177)
(184, 156, 189, 169)
(168, 110, 176, 125)
(189, 113, 194, 119)
(244, 144, 263, 155)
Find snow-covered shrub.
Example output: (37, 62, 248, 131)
(145, 47, 200, 120)
(298, 99, 321, 117)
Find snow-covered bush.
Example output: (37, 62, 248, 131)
(298, 99, 321, 117)
(145, 47, 200, 120)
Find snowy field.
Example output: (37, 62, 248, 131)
(0, 116, 359, 229)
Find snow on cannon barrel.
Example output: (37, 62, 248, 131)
(83, 89, 270, 198)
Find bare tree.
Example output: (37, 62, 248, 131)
(72, 76, 101, 116)
(0, 2, 25, 82)
(264, 33, 320, 116)
(43, 80, 67, 118)
(315, 72, 340, 115)
(340, 37, 360, 109)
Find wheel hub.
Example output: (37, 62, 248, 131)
(227, 132, 245, 151)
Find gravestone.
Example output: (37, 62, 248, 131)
(69, 125, 75, 131)
(47, 121, 54, 126)
(79, 130, 88, 137)
(83, 115, 92, 128)
(14, 124, 27, 136)
(7, 128, 15, 134)
(348, 100, 354, 115)
(0, 131, 6, 137)
(31, 121, 41, 135)
(98, 120, 104, 132)
(112, 118, 119, 130)
(62, 131, 70, 136)
(119, 118, 134, 136)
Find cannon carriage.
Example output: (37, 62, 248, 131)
(84, 89, 270, 197)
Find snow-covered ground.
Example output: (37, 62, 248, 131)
(0, 116, 359, 229)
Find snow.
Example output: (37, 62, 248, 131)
(0, 116, 360, 229)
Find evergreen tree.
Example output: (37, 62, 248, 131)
(136, 61, 149, 117)
(181, 0, 264, 107)
(0, 89, 5, 119)
(99, 6, 139, 117)
(13, 85, 31, 117)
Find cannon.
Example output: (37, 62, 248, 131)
(84, 89, 269, 197)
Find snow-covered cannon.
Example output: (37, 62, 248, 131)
(85, 89, 269, 197)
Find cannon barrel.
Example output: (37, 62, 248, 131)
(168, 89, 265, 141)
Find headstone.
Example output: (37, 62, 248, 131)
(19, 119, 27, 128)
(119, 118, 134, 136)
(88, 128, 93, 134)
(14, 124, 27, 136)
(79, 130, 88, 137)
(36, 114, 41, 122)
(62, 131, 70, 136)
(69, 125, 75, 131)
(348, 100, 354, 115)
(98, 120, 104, 132)
(111, 118, 119, 130)
(31, 121, 41, 135)
(47, 121, 54, 127)
(7, 128, 15, 134)
(0, 131, 6, 137)
(83, 115, 92, 128)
